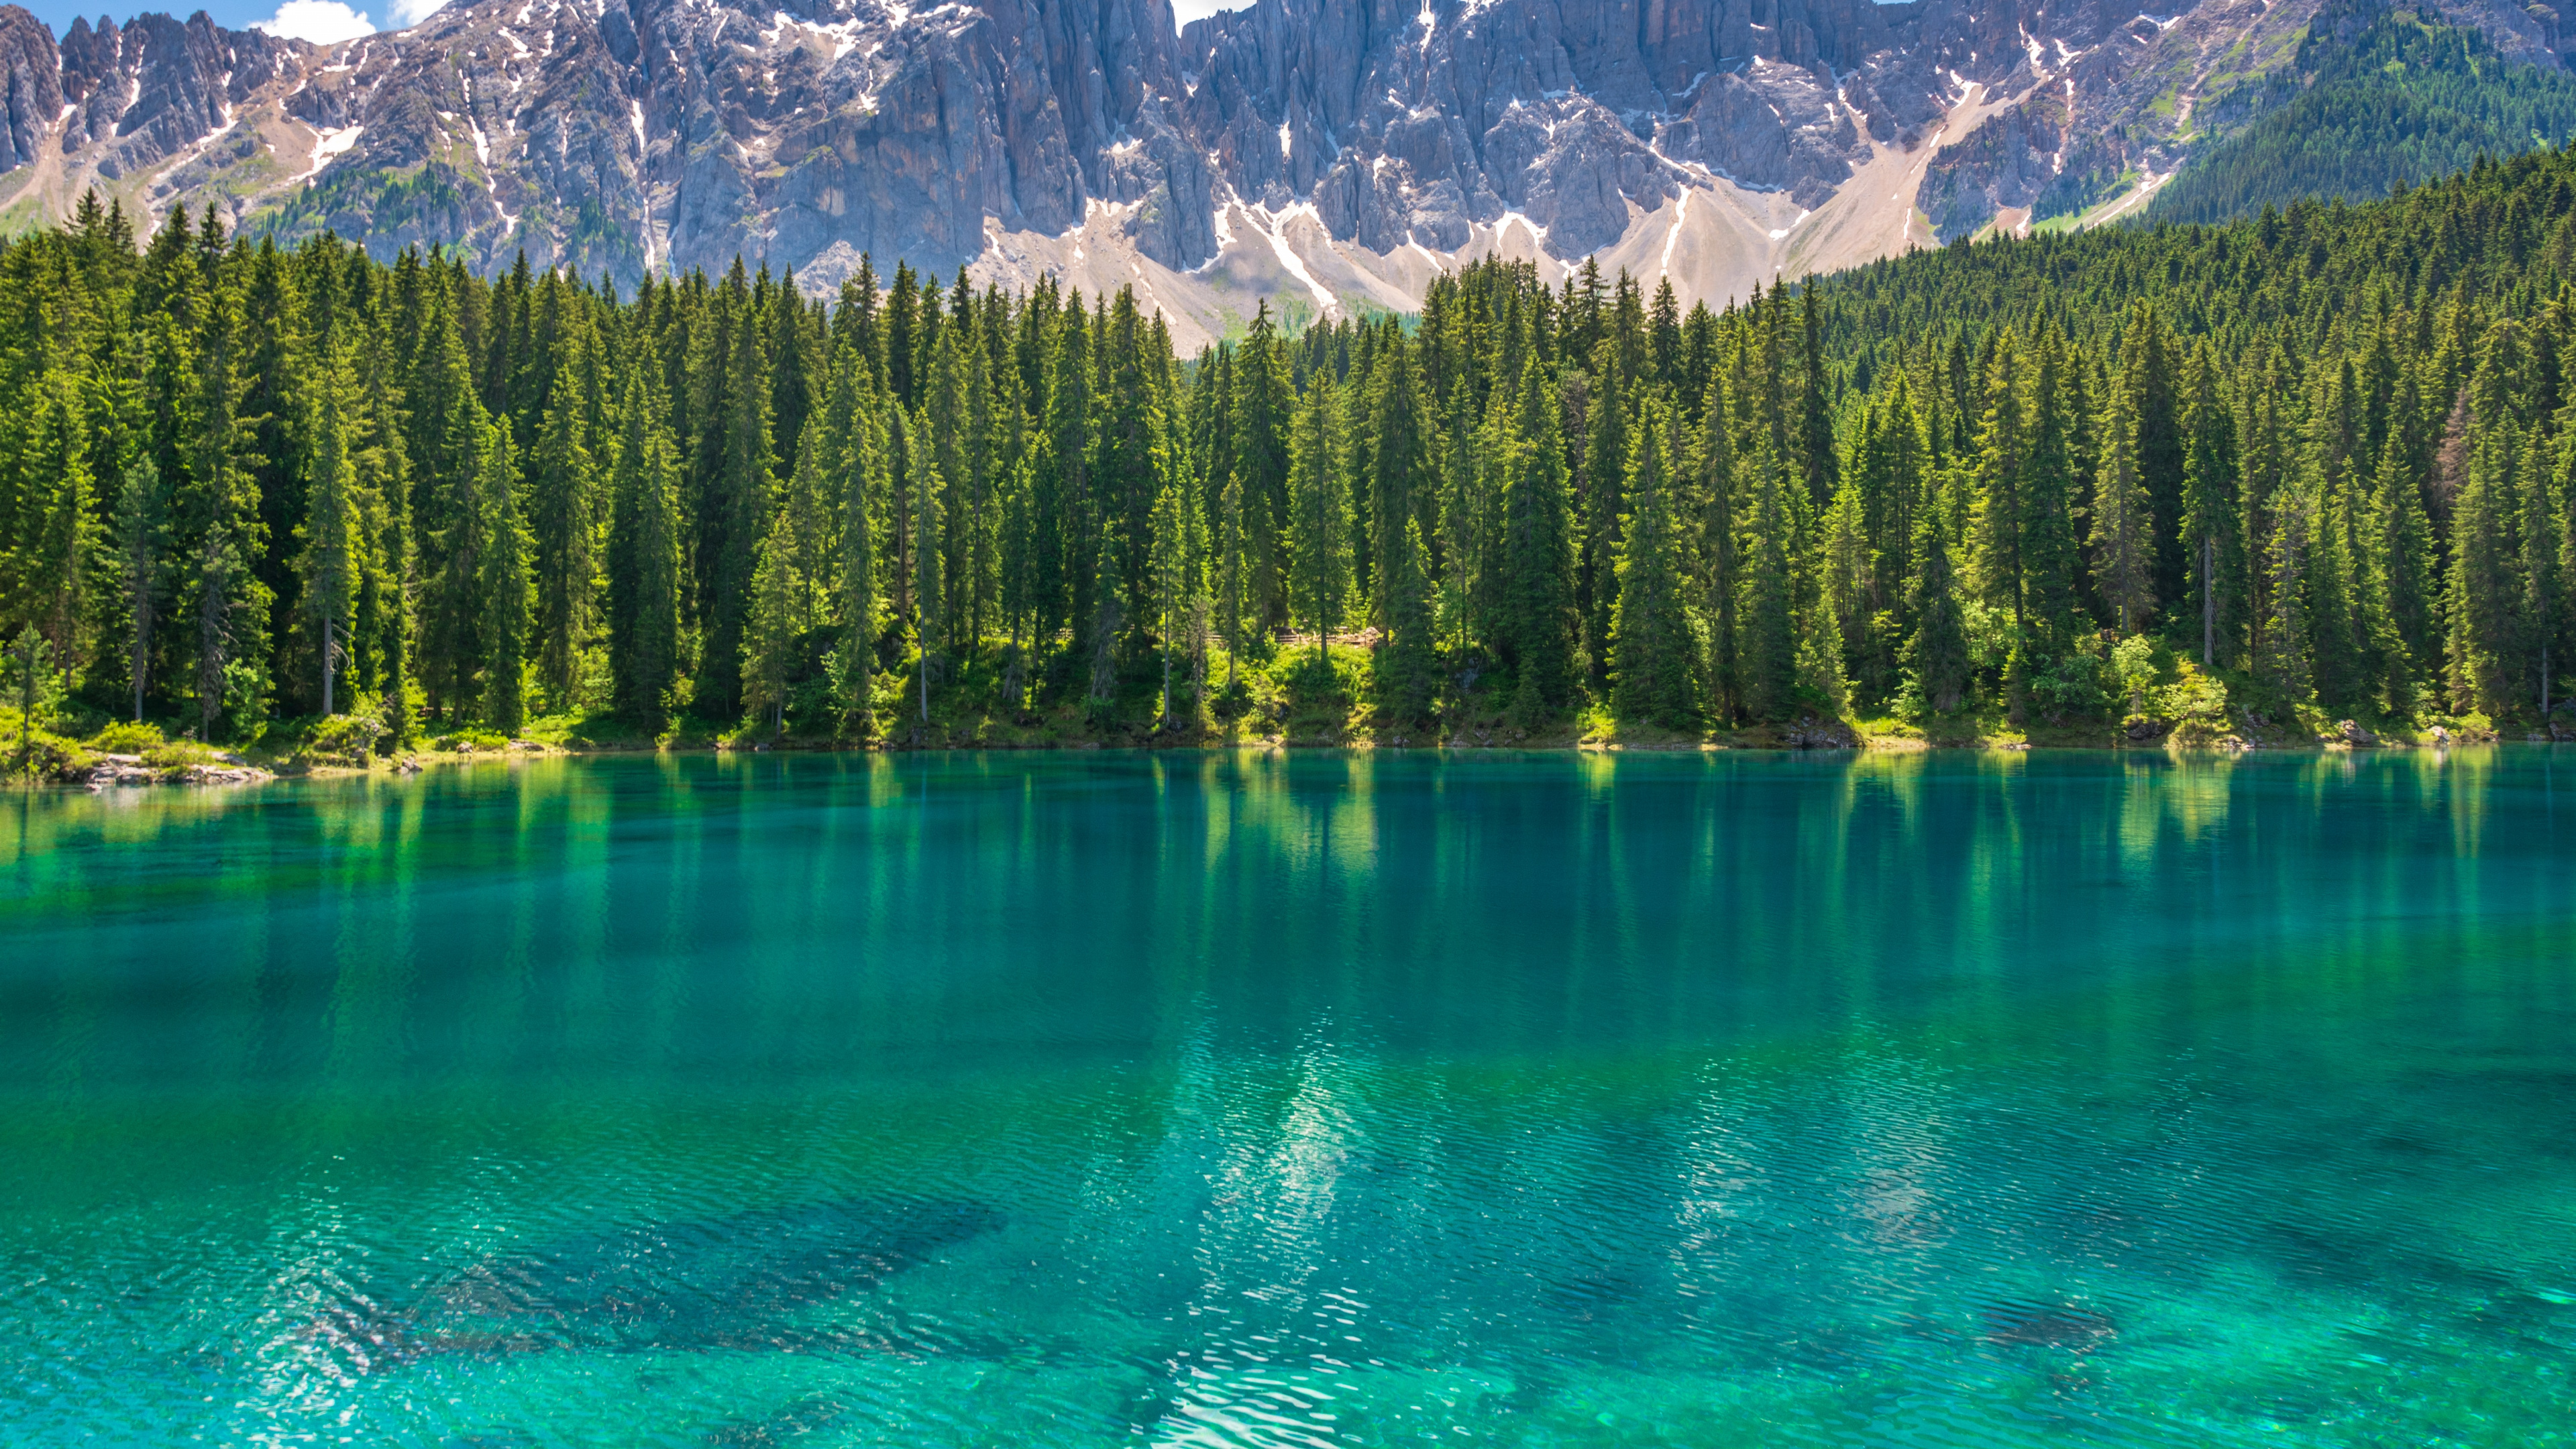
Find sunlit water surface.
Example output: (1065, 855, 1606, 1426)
(3, 750, 2573, 1447)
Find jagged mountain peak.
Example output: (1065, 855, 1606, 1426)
(0, 0, 2561, 344)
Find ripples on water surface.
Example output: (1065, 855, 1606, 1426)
(2, 750, 2573, 1446)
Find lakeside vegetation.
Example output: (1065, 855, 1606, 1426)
(7, 127, 2576, 775)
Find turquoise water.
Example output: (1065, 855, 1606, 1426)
(3, 750, 2573, 1447)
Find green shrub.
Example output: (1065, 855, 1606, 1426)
(2026, 633, 2112, 724)
(300, 712, 386, 764)
(87, 720, 165, 754)
(142, 739, 226, 769)
(6, 730, 94, 780)
(2156, 662, 2235, 741)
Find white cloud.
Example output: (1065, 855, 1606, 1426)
(389, 0, 449, 24)
(253, 1, 376, 43)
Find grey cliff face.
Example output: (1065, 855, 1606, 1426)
(0, 0, 2563, 307)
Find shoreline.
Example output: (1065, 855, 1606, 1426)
(30, 726, 2520, 792)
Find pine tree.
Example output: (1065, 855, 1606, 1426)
(607, 345, 683, 727)
(1696, 371, 1741, 721)
(476, 422, 531, 732)
(1740, 433, 1800, 722)
(1366, 331, 1437, 639)
(2179, 342, 2243, 668)
(1796, 286, 1837, 509)
(5, 373, 98, 734)
(2129, 305, 2188, 610)
(2514, 414, 2569, 718)
(1611, 396, 1699, 727)
(296, 341, 365, 716)
(834, 354, 884, 733)
(1821, 459, 1879, 698)
(900, 400, 948, 725)
(1093, 290, 1165, 663)
(2241, 356, 2292, 672)
(180, 278, 270, 739)
(1436, 376, 1481, 657)
(1970, 333, 2029, 629)
(1503, 359, 1578, 713)
(1148, 465, 1201, 730)
(743, 502, 801, 738)
(2370, 439, 2436, 712)
(2092, 352, 2156, 633)
(700, 290, 775, 717)
(2446, 406, 2523, 714)
(1034, 297, 1090, 646)
(529, 326, 600, 708)
(2265, 482, 2317, 701)
(1376, 515, 1438, 728)
(1905, 472, 1971, 714)
(1579, 341, 1628, 694)
(1226, 301, 1288, 634)
(1286, 372, 1351, 669)
(2019, 331, 2084, 630)
(109, 454, 168, 723)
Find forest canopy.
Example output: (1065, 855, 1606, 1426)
(2151, 1, 2576, 226)
(5, 138, 2576, 761)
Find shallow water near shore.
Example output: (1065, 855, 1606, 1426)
(3, 749, 2573, 1447)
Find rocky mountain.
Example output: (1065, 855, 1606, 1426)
(0, 0, 2561, 345)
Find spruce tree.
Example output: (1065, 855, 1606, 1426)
(1376, 515, 1438, 727)
(180, 276, 270, 739)
(2265, 482, 2318, 702)
(1970, 333, 2029, 629)
(1740, 434, 1800, 721)
(1827, 462, 1886, 701)
(2019, 331, 2083, 630)
(2093, 353, 2156, 634)
(529, 354, 600, 709)
(743, 503, 801, 738)
(1366, 331, 1437, 638)
(296, 343, 365, 716)
(2524, 426, 2568, 716)
(2370, 441, 2436, 712)
(475, 423, 532, 733)
(1697, 372, 1741, 721)
(1503, 359, 1578, 713)
(5, 374, 98, 729)
(1611, 396, 1699, 727)
(2446, 409, 2523, 714)
(1034, 297, 1090, 646)
(2179, 342, 2244, 668)
(607, 345, 683, 727)
(835, 354, 885, 732)
(906, 405, 947, 725)
(109, 454, 168, 723)
(1579, 341, 1628, 694)
(2129, 305, 2188, 610)
(1286, 372, 1351, 670)
(700, 292, 775, 717)
(1905, 473, 1971, 714)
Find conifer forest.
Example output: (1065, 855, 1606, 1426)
(7, 146, 2576, 763)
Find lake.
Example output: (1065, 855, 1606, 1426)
(2, 749, 2572, 1446)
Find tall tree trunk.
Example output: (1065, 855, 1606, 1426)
(2202, 535, 2216, 668)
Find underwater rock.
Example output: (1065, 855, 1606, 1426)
(314, 1195, 1002, 1368)
(1980, 1301, 2117, 1348)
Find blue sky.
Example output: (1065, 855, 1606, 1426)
(18, 1, 444, 42)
